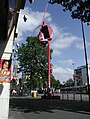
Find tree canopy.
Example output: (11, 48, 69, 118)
(49, 0, 90, 24)
(17, 36, 61, 89)
(65, 78, 74, 87)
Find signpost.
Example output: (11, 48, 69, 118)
(38, 21, 53, 89)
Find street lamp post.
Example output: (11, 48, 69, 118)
(72, 62, 75, 86)
(81, 20, 90, 103)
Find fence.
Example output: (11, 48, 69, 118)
(60, 86, 89, 102)
(59, 93, 89, 102)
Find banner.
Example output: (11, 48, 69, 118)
(0, 59, 11, 83)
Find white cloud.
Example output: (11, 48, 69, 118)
(87, 43, 90, 47)
(76, 42, 84, 50)
(88, 59, 90, 66)
(75, 37, 90, 50)
(52, 49, 62, 56)
(58, 59, 75, 66)
(53, 66, 73, 83)
(16, 7, 82, 52)
(16, 7, 52, 42)
(15, 6, 84, 83)
(51, 27, 81, 56)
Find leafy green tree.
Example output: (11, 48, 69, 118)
(17, 36, 53, 90)
(65, 78, 74, 87)
(55, 79, 61, 89)
(51, 75, 61, 89)
(49, 0, 90, 24)
(51, 75, 57, 88)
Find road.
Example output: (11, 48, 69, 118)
(9, 96, 90, 119)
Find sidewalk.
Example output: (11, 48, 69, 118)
(8, 96, 41, 119)
(8, 97, 90, 119)
(9, 110, 24, 119)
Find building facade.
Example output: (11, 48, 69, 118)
(0, 0, 28, 119)
(74, 65, 90, 86)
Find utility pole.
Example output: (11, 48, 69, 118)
(81, 20, 90, 103)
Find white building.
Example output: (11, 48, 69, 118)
(74, 65, 90, 86)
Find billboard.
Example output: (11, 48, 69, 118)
(0, 58, 11, 83)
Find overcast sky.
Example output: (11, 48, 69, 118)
(15, 0, 90, 84)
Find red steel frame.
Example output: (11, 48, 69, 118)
(38, 25, 53, 88)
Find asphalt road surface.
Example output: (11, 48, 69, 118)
(9, 96, 90, 119)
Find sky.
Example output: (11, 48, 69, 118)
(15, 0, 90, 84)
